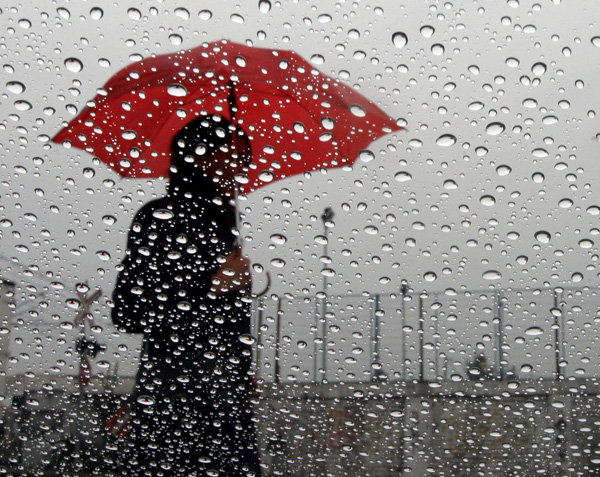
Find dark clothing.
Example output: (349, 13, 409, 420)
(112, 181, 260, 476)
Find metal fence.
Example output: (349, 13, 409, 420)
(252, 286, 600, 384)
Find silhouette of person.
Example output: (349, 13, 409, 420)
(112, 115, 261, 476)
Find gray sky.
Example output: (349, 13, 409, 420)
(1, 0, 600, 381)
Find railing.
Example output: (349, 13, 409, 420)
(251, 286, 600, 384)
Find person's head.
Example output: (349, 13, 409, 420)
(169, 115, 250, 195)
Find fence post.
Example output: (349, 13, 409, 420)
(419, 295, 425, 383)
(275, 298, 283, 385)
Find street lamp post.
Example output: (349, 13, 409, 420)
(320, 207, 334, 382)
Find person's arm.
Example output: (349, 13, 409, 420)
(210, 246, 251, 295)
(111, 208, 156, 334)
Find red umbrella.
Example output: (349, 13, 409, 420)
(53, 40, 401, 193)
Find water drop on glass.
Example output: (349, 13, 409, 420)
(480, 195, 496, 206)
(259, 0, 271, 13)
(270, 234, 287, 245)
(431, 44, 445, 55)
(535, 231, 551, 243)
(483, 270, 501, 280)
(349, 104, 366, 117)
(420, 25, 435, 38)
(64, 58, 83, 73)
(436, 134, 456, 147)
(392, 32, 408, 48)
(486, 122, 505, 136)
(394, 171, 412, 182)
(153, 209, 175, 220)
(137, 395, 155, 406)
(167, 84, 188, 97)
(525, 326, 544, 336)
(532, 62, 547, 76)
(532, 148, 548, 158)
(6, 81, 25, 94)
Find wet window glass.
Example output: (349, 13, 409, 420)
(1, 1, 600, 474)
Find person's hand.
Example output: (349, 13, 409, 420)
(211, 248, 251, 295)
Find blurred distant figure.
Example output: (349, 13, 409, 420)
(112, 116, 261, 476)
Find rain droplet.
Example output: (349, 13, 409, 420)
(535, 231, 551, 244)
(486, 122, 505, 136)
(443, 180, 458, 190)
(532, 62, 547, 76)
(6, 81, 25, 94)
(408, 138, 423, 147)
(523, 98, 538, 108)
(349, 104, 366, 117)
(592, 36, 600, 48)
(169, 34, 183, 46)
(293, 122, 305, 133)
(18, 19, 32, 29)
(121, 130, 138, 140)
(239, 335, 256, 345)
(102, 215, 116, 225)
(64, 58, 83, 73)
(310, 54, 325, 65)
(321, 117, 335, 130)
(542, 115, 558, 125)
(297, 340, 307, 349)
(424, 272, 437, 282)
(359, 150, 375, 162)
(496, 165, 512, 176)
(364, 225, 379, 235)
(475, 147, 488, 156)
(57, 7, 71, 19)
(525, 171, 544, 185)
(90, 7, 104, 19)
(483, 270, 501, 280)
(480, 195, 496, 206)
(259, 0, 271, 13)
(392, 32, 408, 48)
(153, 209, 175, 220)
(468, 101, 484, 111)
(505, 57, 520, 67)
(520, 364, 533, 373)
(558, 198, 572, 208)
(318, 14, 332, 23)
(468, 65, 480, 75)
(14, 100, 32, 111)
(127, 8, 142, 20)
(271, 258, 286, 268)
(431, 43, 445, 55)
(258, 171, 275, 182)
(436, 134, 456, 147)
(137, 395, 155, 406)
(586, 206, 600, 216)
(167, 84, 188, 97)
(230, 13, 245, 23)
(199, 10, 212, 20)
(394, 171, 412, 182)
(234, 173, 250, 184)
(270, 234, 287, 245)
(525, 326, 544, 336)
(174, 7, 190, 19)
(412, 222, 425, 231)
(96, 251, 111, 261)
(321, 268, 335, 277)
(516, 255, 528, 265)
(532, 148, 548, 158)
(420, 25, 435, 38)
(177, 302, 191, 311)
(579, 239, 594, 249)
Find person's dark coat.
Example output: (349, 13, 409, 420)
(111, 117, 260, 476)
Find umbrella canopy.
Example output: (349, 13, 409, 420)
(53, 40, 401, 193)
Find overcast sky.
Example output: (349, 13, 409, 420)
(1, 0, 600, 381)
